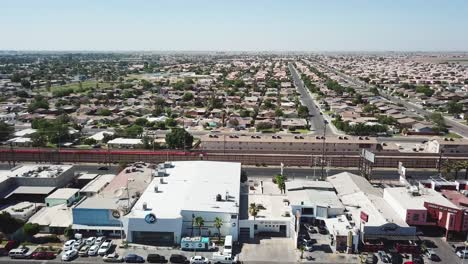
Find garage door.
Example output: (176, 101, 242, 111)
(132, 231, 174, 246)
(239, 228, 250, 241)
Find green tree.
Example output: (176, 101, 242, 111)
(447, 101, 463, 115)
(64, 226, 74, 239)
(213, 217, 223, 242)
(124, 125, 143, 138)
(274, 174, 286, 194)
(135, 118, 148, 127)
(298, 106, 309, 119)
(195, 216, 205, 236)
(83, 138, 97, 146)
(165, 128, 193, 149)
(249, 203, 260, 220)
(0, 121, 14, 141)
(256, 122, 273, 131)
(0, 212, 24, 234)
(31, 133, 47, 147)
(21, 79, 31, 89)
(23, 223, 40, 239)
(164, 118, 177, 128)
(28, 96, 49, 112)
(182, 92, 194, 102)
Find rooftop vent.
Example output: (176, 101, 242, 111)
(216, 194, 222, 201)
(143, 202, 148, 210)
(154, 186, 159, 193)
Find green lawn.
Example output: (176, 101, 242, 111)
(446, 132, 463, 139)
(45, 80, 113, 93)
(290, 129, 310, 134)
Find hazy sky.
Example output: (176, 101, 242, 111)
(2, 0, 467, 51)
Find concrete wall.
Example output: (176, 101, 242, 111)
(73, 208, 121, 227)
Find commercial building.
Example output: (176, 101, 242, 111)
(123, 161, 241, 246)
(72, 163, 152, 237)
(328, 172, 417, 252)
(384, 186, 468, 239)
(0, 164, 75, 203)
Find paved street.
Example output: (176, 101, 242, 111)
(288, 63, 333, 135)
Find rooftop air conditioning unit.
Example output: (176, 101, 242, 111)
(216, 194, 222, 201)
(157, 169, 166, 177)
(164, 162, 172, 168)
(160, 178, 164, 184)
(143, 202, 147, 210)
(154, 186, 159, 193)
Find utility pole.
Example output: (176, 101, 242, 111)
(320, 120, 328, 180)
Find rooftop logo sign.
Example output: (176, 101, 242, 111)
(145, 213, 157, 224)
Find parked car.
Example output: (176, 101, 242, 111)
(365, 253, 376, 264)
(62, 249, 78, 261)
(85, 237, 97, 246)
(190, 255, 210, 264)
(303, 241, 313, 252)
(457, 249, 468, 258)
(103, 253, 124, 263)
(98, 240, 113, 256)
(9, 247, 30, 259)
(378, 251, 391, 263)
(63, 239, 76, 251)
(147, 253, 167, 263)
(212, 253, 237, 264)
(453, 244, 465, 253)
(88, 244, 100, 256)
(32, 251, 55, 260)
(170, 254, 188, 263)
(125, 253, 145, 263)
(72, 239, 85, 250)
(95, 236, 106, 246)
(79, 245, 91, 256)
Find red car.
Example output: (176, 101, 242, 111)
(32, 251, 55, 260)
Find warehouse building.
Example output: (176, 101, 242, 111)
(123, 161, 241, 246)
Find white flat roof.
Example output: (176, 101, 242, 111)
(46, 188, 79, 200)
(80, 174, 115, 194)
(4, 186, 55, 198)
(384, 187, 458, 210)
(14, 128, 37, 137)
(29, 203, 73, 228)
(287, 188, 344, 209)
(328, 172, 408, 227)
(6, 164, 73, 179)
(108, 138, 142, 145)
(128, 161, 241, 219)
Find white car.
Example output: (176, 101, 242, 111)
(95, 236, 106, 246)
(62, 249, 78, 261)
(190, 255, 210, 264)
(85, 237, 96, 246)
(457, 249, 468, 258)
(98, 240, 113, 256)
(88, 245, 100, 256)
(63, 240, 76, 251)
(72, 239, 84, 250)
(103, 253, 124, 263)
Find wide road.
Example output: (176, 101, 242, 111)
(288, 63, 333, 135)
(307, 58, 468, 138)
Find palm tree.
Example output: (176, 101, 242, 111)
(249, 203, 259, 220)
(213, 217, 223, 242)
(195, 216, 205, 237)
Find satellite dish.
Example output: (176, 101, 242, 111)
(113, 188, 124, 198)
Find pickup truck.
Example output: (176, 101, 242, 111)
(98, 240, 113, 256)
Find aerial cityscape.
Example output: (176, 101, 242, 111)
(0, 1, 468, 264)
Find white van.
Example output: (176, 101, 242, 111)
(9, 247, 29, 259)
(212, 252, 237, 264)
(223, 235, 232, 256)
